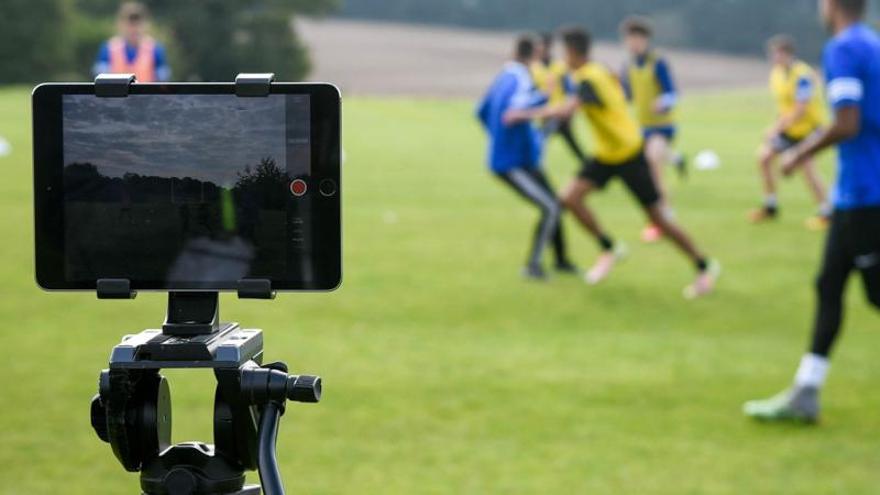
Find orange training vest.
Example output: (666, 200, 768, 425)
(108, 36, 156, 82)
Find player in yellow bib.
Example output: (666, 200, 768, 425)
(505, 27, 720, 299)
(619, 17, 688, 243)
(531, 33, 588, 164)
(750, 35, 831, 230)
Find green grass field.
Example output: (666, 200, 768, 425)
(1, 85, 878, 494)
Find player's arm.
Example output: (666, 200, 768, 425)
(782, 46, 863, 175)
(503, 95, 577, 124)
(653, 58, 677, 114)
(503, 80, 598, 125)
(782, 106, 860, 175)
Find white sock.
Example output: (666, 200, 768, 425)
(765, 194, 778, 209)
(819, 203, 832, 217)
(794, 353, 830, 389)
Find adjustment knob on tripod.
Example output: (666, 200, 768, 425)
(287, 375, 322, 403)
(240, 366, 322, 405)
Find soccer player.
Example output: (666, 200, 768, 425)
(619, 17, 686, 243)
(531, 33, 589, 165)
(504, 27, 719, 298)
(749, 35, 831, 230)
(744, 0, 880, 423)
(477, 35, 576, 280)
(92, 2, 171, 82)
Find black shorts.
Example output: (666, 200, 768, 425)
(578, 151, 661, 207)
(770, 129, 823, 153)
(770, 133, 803, 153)
(826, 207, 880, 278)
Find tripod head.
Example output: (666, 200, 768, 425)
(90, 291, 322, 495)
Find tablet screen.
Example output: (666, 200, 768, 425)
(56, 92, 330, 288)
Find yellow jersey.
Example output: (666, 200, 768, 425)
(531, 60, 570, 106)
(627, 51, 675, 128)
(571, 62, 644, 165)
(769, 60, 828, 139)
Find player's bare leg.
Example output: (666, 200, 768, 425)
(645, 204, 720, 298)
(750, 144, 780, 223)
(561, 178, 626, 285)
(801, 158, 831, 231)
(561, 178, 606, 241)
(642, 134, 670, 243)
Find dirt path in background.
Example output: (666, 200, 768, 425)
(297, 18, 769, 99)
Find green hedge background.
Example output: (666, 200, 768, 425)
(0, 0, 339, 84)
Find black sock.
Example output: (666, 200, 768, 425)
(598, 235, 614, 252)
(696, 258, 709, 273)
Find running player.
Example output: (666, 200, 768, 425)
(531, 33, 588, 165)
(749, 35, 831, 230)
(619, 16, 686, 243)
(504, 27, 719, 298)
(92, 2, 171, 82)
(745, 0, 880, 423)
(477, 35, 576, 280)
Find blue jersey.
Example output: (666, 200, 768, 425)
(476, 62, 547, 174)
(823, 23, 880, 210)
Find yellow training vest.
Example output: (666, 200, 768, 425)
(571, 62, 644, 165)
(770, 60, 828, 139)
(627, 52, 675, 128)
(531, 60, 569, 106)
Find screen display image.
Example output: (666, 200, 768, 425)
(49, 92, 336, 290)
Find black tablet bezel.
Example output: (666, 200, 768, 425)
(33, 82, 341, 292)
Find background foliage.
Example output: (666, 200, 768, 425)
(341, 0, 880, 61)
(0, 0, 339, 84)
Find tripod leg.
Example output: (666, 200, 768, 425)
(257, 402, 285, 495)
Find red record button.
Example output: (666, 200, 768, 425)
(289, 179, 308, 197)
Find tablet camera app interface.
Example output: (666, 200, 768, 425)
(61, 94, 322, 288)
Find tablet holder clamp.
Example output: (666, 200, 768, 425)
(88, 74, 320, 495)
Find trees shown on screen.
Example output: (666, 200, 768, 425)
(234, 157, 289, 210)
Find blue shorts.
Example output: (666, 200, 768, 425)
(643, 126, 677, 142)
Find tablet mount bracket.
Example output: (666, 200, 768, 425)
(93, 72, 276, 98)
(95, 73, 136, 97)
(234, 73, 275, 98)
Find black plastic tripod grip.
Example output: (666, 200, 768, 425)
(288, 375, 322, 403)
(240, 367, 322, 405)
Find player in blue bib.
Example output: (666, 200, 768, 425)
(477, 35, 575, 280)
(745, 0, 880, 423)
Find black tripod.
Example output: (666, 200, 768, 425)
(90, 289, 321, 495)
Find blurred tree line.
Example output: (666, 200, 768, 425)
(0, 0, 338, 84)
(341, 0, 879, 60)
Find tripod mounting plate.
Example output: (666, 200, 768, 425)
(110, 324, 263, 370)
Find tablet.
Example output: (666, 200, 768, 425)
(33, 82, 341, 291)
